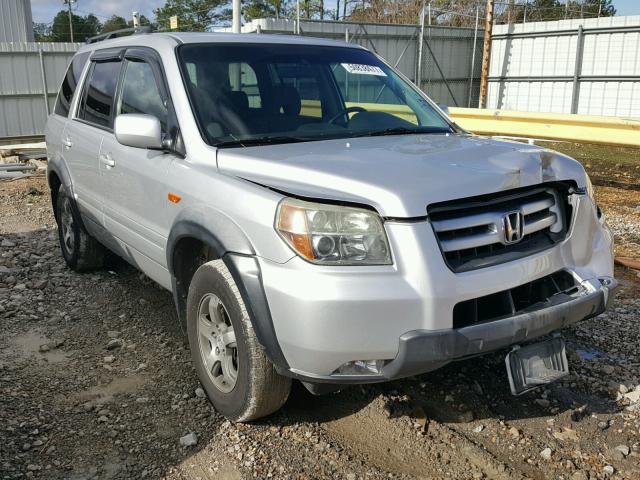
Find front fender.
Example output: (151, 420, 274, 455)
(166, 205, 255, 275)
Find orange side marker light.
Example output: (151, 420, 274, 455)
(168, 193, 182, 204)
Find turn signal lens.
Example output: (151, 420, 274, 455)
(275, 198, 392, 265)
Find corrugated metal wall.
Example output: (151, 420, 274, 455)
(488, 16, 640, 117)
(0, 0, 34, 42)
(233, 19, 483, 108)
(0, 42, 80, 138)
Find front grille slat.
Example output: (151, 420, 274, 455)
(428, 183, 573, 272)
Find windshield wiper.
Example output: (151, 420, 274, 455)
(356, 126, 452, 138)
(214, 135, 311, 148)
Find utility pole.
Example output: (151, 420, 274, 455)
(64, 0, 74, 42)
(478, 0, 494, 108)
(232, 0, 241, 33)
(336, 0, 340, 20)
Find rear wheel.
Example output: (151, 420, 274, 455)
(55, 185, 105, 271)
(187, 259, 291, 422)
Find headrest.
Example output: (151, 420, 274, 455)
(274, 85, 301, 116)
(229, 90, 249, 115)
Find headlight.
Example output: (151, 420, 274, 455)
(275, 198, 392, 265)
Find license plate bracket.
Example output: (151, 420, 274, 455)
(505, 335, 569, 396)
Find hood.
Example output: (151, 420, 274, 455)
(216, 134, 587, 218)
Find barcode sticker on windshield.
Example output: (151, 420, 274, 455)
(341, 63, 387, 76)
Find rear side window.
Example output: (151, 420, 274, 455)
(78, 61, 122, 129)
(54, 52, 90, 117)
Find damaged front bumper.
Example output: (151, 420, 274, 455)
(299, 276, 617, 385)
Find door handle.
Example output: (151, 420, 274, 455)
(62, 137, 73, 149)
(100, 153, 116, 168)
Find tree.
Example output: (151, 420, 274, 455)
(33, 22, 52, 41)
(244, 0, 291, 21)
(101, 15, 128, 33)
(50, 10, 101, 42)
(155, 0, 231, 32)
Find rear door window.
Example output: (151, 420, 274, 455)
(78, 60, 122, 129)
(54, 52, 90, 117)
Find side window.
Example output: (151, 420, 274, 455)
(78, 60, 121, 129)
(228, 62, 261, 108)
(117, 60, 168, 130)
(54, 52, 90, 117)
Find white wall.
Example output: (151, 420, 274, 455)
(488, 16, 640, 117)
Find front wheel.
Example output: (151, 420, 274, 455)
(186, 260, 291, 422)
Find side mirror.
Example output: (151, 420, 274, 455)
(114, 114, 163, 149)
(438, 104, 450, 115)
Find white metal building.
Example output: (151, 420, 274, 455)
(0, 0, 34, 42)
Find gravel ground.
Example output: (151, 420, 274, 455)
(1, 176, 639, 480)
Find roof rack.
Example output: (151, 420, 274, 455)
(86, 26, 152, 44)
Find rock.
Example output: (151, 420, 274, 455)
(97, 416, 108, 423)
(571, 471, 588, 480)
(106, 339, 123, 350)
(614, 445, 629, 456)
(26, 464, 41, 471)
(22, 443, 31, 451)
(1, 239, 16, 247)
(602, 365, 615, 375)
(535, 399, 550, 408)
(346, 474, 356, 480)
(103, 356, 115, 364)
(624, 389, 640, 403)
(552, 427, 578, 442)
(195, 387, 206, 398)
(473, 425, 484, 433)
(603, 465, 614, 476)
(540, 448, 552, 461)
(508, 426, 520, 438)
(38, 344, 50, 353)
(179, 432, 198, 447)
(107, 330, 121, 339)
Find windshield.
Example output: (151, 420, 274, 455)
(178, 43, 453, 147)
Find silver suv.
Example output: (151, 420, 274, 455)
(45, 31, 616, 422)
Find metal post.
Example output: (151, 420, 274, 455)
(65, 0, 74, 43)
(296, 0, 301, 34)
(570, 25, 585, 114)
(336, 0, 340, 20)
(478, 0, 494, 108)
(417, 1, 425, 89)
(345, 27, 349, 42)
(523, 4, 527, 24)
(232, 0, 241, 33)
(38, 48, 49, 115)
(467, 5, 480, 107)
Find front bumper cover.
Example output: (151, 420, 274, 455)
(297, 276, 617, 384)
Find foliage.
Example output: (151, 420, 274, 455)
(154, 0, 231, 31)
(347, 0, 616, 26)
(101, 15, 128, 33)
(244, 0, 292, 21)
(49, 10, 101, 42)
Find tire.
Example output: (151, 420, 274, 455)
(55, 184, 105, 271)
(186, 259, 291, 422)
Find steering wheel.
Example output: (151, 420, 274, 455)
(328, 106, 367, 125)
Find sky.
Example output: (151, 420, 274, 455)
(30, 0, 640, 25)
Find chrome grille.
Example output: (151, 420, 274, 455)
(428, 185, 572, 272)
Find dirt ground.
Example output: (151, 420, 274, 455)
(1, 151, 639, 480)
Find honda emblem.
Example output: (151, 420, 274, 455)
(502, 210, 524, 244)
